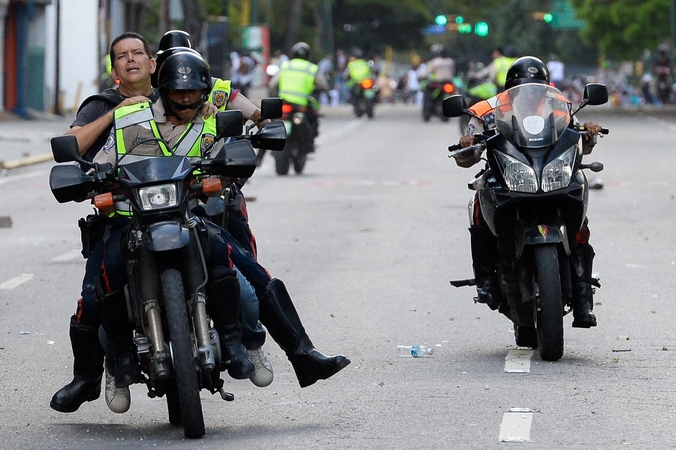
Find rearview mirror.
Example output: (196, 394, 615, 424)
(583, 83, 608, 106)
(51, 135, 82, 163)
(260, 98, 283, 120)
(442, 95, 468, 118)
(216, 110, 244, 139)
(250, 120, 286, 151)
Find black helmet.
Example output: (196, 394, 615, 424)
(504, 56, 550, 89)
(157, 30, 194, 54)
(351, 47, 363, 59)
(291, 42, 310, 60)
(158, 51, 211, 114)
(152, 47, 202, 87)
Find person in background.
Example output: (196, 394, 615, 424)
(547, 54, 565, 90)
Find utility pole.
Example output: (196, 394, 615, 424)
(54, 0, 61, 115)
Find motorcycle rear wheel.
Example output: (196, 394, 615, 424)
(163, 269, 205, 439)
(533, 245, 564, 361)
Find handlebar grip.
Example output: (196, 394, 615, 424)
(600, 128, 609, 135)
(448, 144, 462, 152)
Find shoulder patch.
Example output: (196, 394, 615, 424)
(102, 132, 115, 152)
(212, 90, 229, 110)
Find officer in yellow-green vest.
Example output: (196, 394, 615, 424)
(93, 50, 257, 388)
(268, 42, 329, 139)
(473, 46, 518, 92)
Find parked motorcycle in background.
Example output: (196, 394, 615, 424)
(444, 83, 609, 361)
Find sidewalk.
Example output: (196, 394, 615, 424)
(0, 110, 74, 170)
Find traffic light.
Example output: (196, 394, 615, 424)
(543, 13, 553, 23)
(455, 15, 464, 24)
(458, 23, 472, 34)
(475, 21, 489, 37)
(435, 14, 447, 26)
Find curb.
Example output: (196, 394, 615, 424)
(0, 153, 54, 170)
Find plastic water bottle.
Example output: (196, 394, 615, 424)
(397, 345, 434, 357)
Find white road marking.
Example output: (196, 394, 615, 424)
(499, 408, 533, 442)
(505, 348, 534, 373)
(51, 249, 82, 262)
(0, 273, 34, 289)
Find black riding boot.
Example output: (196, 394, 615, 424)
(206, 271, 255, 380)
(571, 243, 597, 328)
(470, 226, 500, 310)
(259, 278, 351, 388)
(50, 316, 105, 413)
(96, 290, 141, 388)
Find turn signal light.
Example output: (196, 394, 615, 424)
(94, 192, 114, 210)
(202, 177, 222, 195)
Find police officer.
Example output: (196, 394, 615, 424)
(343, 48, 372, 100)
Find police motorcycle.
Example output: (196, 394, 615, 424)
(351, 76, 378, 119)
(444, 83, 609, 361)
(421, 79, 456, 122)
(48, 105, 285, 439)
(275, 98, 316, 175)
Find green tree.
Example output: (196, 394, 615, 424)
(570, 0, 671, 60)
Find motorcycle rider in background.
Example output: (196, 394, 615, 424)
(455, 56, 600, 328)
(420, 44, 456, 104)
(343, 48, 372, 101)
(265, 42, 329, 160)
(470, 46, 517, 92)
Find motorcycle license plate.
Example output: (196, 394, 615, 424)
(364, 89, 376, 99)
(283, 120, 293, 135)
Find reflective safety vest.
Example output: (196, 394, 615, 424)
(209, 78, 233, 111)
(494, 56, 517, 88)
(347, 58, 371, 84)
(278, 58, 318, 106)
(111, 102, 216, 215)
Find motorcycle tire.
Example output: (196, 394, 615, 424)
(532, 245, 564, 361)
(366, 100, 374, 119)
(165, 382, 182, 425)
(275, 144, 291, 175)
(162, 268, 205, 439)
(293, 151, 307, 174)
(514, 325, 538, 349)
(422, 106, 431, 122)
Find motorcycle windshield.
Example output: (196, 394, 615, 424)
(494, 84, 571, 149)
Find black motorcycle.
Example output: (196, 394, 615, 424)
(49, 103, 285, 439)
(444, 83, 609, 361)
(422, 79, 456, 122)
(351, 77, 378, 118)
(274, 100, 314, 175)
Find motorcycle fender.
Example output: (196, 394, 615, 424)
(364, 89, 376, 99)
(142, 222, 190, 252)
(516, 224, 570, 259)
(282, 120, 293, 135)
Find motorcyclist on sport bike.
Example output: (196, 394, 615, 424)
(455, 56, 600, 329)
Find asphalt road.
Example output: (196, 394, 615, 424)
(0, 102, 675, 449)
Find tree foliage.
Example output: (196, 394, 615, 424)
(570, 0, 672, 60)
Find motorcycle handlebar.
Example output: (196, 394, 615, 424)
(572, 124, 609, 135)
(448, 141, 486, 159)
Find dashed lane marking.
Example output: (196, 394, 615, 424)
(51, 249, 82, 262)
(0, 274, 34, 289)
(499, 408, 533, 442)
(504, 348, 534, 373)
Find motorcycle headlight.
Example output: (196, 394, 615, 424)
(541, 146, 576, 192)
(495, 152, 538, 193)
(138, 183, 178, 211)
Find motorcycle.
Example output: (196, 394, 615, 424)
(458, 77, 497, 133)
(443, 83, 609, 361)
(274, 100, 315, 175)
(421, 79, 456, 122)
(351, 77, 378, 118)
(49, 102, 285, 439)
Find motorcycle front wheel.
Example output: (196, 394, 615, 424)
(275, 143, 292, 175)
(533, 245, 564, 361)
(162, 268, 205, 439)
